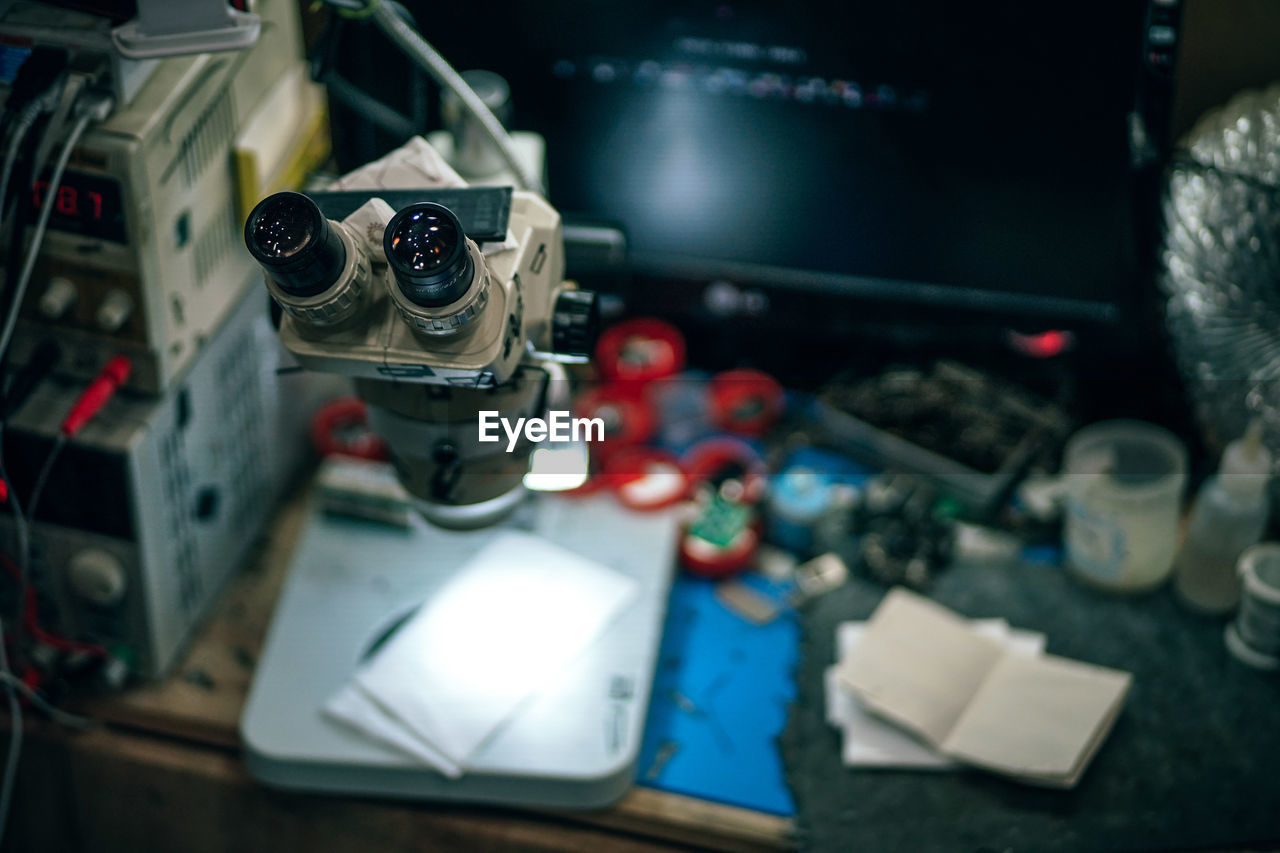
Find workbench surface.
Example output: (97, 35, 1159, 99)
(8, 479, 793, 853)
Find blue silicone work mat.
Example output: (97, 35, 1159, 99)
(635, 572, 799, 816)
(634, 447, 871, 816)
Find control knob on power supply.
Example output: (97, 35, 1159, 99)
(39, 277, 78, 319)
(67, 549, 127, 608)
(96, 290, 135, 332)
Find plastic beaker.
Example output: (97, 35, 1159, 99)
(1062, 420, 1187, 593)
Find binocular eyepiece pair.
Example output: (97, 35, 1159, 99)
(244, 191, 474, 310)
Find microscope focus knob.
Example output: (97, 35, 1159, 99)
(551, 289, 599, 357)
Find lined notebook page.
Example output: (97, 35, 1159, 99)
(941, 652, 1131, 787)
(836, 588, 1005, 744)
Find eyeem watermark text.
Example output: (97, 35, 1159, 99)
(478, 410, 604, 452)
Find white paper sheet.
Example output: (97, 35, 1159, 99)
(325, 532, 637, 773)
(325, 680, 463, 777)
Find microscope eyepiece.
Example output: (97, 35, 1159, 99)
(384, 202, 474, 307)
(245, 192, 347, 297)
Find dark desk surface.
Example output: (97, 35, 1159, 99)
(783, 553, 1280, 853)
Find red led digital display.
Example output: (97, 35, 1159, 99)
(33, 180, 106, 221)
(28, 170, 126, 243)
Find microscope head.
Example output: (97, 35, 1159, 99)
(245, 185, 598, 527)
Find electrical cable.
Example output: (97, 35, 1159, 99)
(0, 603, 96, 848)
(0, 361, 120, 853)
(310, 2, 428, 154)
(1, 339, 60, 415)
(0, 107, 14, 156)
(1, 554, 106, 658)
(0, 84, 65, 320)
(5, 444, 37, 650)
(0, 153, 36, 377)
(366, 0, 544, 194)
(0, 672, 93, 730)
(0, 101, 41, 229)
(0, 79, 100, 369)
(321, 73, 419, 139)
(0, 109, 92, 370)
(0, 79, 99, 851)
(10, 353, 130, 648)
(317, 0, 369, 14)
(23, 434, 63, 539)
(24, 73, 87, 221)
(0, 554, 108, 661)
(0, 47, 71, 229)
(0, 615, 20, 848)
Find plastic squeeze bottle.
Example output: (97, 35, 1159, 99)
(1173, 421, 1273, 613)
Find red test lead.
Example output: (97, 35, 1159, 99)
(60, 355, 131, 438)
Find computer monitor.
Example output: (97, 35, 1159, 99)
(384, 2, 1171, 327)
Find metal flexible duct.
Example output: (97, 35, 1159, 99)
(1160, 83, 1280, 450)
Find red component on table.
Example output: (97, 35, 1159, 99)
(595, 318, 686, 391)
(708, 368, 784, 437)
(678, 524, 760, 579)
(601, 446, 689, 511)
(311, 397, 390, 461)
(682, 436, 769, 505)
(574, 383, 655, 462)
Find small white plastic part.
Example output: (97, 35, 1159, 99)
(1220, 419, 1273, 496)
(793, 553, 849, 603)
(96, 289, 134, 331)
(67, 549, 127, 607)
(39, 277, 77, 319)
(953, 522, 1022, 566)
(1016, 474, 1070, 522)
(756, 545, 799, 582)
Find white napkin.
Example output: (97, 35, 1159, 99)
(324, 532, 637, 776)
(329, 136, 467, 191)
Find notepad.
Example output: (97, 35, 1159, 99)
(836, 588, 1131, 788)
(825, 618, 1046, 769)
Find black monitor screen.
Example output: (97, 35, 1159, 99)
(416, 2, 1152, 323)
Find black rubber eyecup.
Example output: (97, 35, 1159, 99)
(245, 191, 347, 298)
(383, 202, 474, 308)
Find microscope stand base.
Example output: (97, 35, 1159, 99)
(240, 492, 680, 809)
